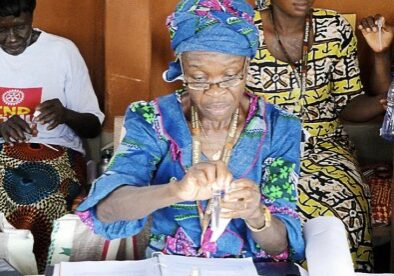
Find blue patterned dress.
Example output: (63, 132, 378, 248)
(78, 91, 305, 261)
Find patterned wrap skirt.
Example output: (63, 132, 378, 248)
(0, 143, 86, 272)
(298, 133, 372, 272)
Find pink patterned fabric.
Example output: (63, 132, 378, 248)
(163, 227, 217, 257)
(76, 210, 94, 231)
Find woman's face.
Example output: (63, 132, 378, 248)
(271, 0, 314, 17)
(0, 12, 33, 55)
(181, 51, 247, 122)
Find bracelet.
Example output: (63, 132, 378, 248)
(245, 206, 272, 232)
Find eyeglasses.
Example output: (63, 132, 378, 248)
(183, 75, 245, 91)
(180, 56, 249, 92)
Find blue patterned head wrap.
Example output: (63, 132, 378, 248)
(164, 0, 259, 82)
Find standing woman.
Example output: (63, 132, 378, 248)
(247, 0, 386, 272)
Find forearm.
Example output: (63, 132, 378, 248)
(64, 109, 101, 138)
(246, 213, 288, 255)
(369, 51, 392, 96)
(340, 94, 385, 122)
(97, 183, 181, 223)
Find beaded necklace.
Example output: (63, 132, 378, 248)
(268, 8, 313, 115)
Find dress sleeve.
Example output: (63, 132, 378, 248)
(246, 108, 305, 261)
(331, 13, 364, 113)
(77, 101, 165, 240)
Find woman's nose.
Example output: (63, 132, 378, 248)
(7, 29, 17, 42)
(204, 83, 227, 96)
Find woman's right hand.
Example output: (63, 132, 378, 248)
(0, 115, 36, 144)
(359, 15, 393, 53)
(172, 160, 233, 201)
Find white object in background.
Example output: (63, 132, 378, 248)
(86, 160, 97, 186)
(304, 216, 355, 276)
(33, 110, 41, 119)
(0, 213, 38, 275)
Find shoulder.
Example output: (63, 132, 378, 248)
(312, 8, 355, 52)
(128, 99, 158, 125)
(37, 31, 84, 61)
(260, 99, 300, 126)
(313, 8, 354, 37)
(127, 92, 180, 125)
(40, 31, 80, 52)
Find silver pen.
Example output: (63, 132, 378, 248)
(377, 17, 383, 51)
(211, 189, 221, 231)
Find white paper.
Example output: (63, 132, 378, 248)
(355, 272, 394, 276)
(57, 259, 159, 276)
(304, 216, 355, 276)
(158, 254, 258, 276)
(54, 256, 258, 276)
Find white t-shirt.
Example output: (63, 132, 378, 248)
(0, 30, 105, 154)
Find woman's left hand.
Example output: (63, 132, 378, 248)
(358, 15, 393, 53)
(220, 179, 265, 225)
(380, 98, 388, 110)
(35, 99, 68, 130)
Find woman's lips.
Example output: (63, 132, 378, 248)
(293, 2, 309, 11)
(205, 103, 230, 116)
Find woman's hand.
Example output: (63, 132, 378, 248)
(172, 160, 233, 201)
(380, 98, 388, 110)
(359, 15, 393, 53)
(0, 115, 36, 144)
(220, 179, 266, 228)
(35, 99, 68, 130)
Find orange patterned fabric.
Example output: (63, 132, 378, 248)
(0, 143, 86, 273)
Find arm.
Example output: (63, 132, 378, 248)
(97, 183, 180, 222)
(78, 101, 232, 239)
(62, 108, 101, 138)
(77, 103, 165, 238)
(97, 161, 232, 223)
(330, 14, 385, 122)
(340, 94, 385, 122)
(358, 15, 393, 96)
(35, 99, 101, 138)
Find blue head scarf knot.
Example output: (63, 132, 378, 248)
(163, 0, 259, 82)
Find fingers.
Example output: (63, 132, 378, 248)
(221, 179, 260, 219)
(359, 15, 385, 33)
(214, 160, 232, 191)
(193, 160, 232, 190)
(374, 14, 385, 28)
(380, 98, 388, 110)
(0, 116, 32, 143)
(359, 16, 375, 32)
(177, 161, 233, 201)
(35, 99, 65, 129)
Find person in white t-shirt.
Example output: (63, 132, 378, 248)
(0, 0, 104, 272)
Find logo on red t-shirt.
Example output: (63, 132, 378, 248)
(0, 87, 42, 123)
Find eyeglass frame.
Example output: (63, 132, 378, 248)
(179, 55, 249, 92)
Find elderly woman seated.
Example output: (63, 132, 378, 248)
(78, 0, 304, 261)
